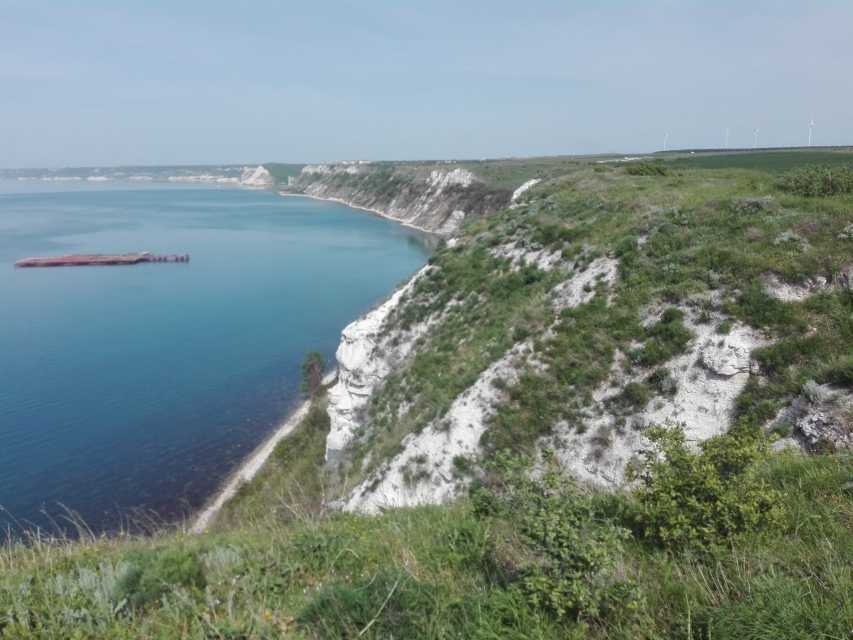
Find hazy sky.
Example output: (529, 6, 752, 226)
(2, 1, 851, 167)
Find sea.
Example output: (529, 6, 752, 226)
(0, 177, 430, 535)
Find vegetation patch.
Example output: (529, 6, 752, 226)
(777, 163, 853, 197)
(628, 425, 782, 549)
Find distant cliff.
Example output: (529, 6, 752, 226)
(278, 162, 513, 234)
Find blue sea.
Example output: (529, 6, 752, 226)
(0, 181, 430, 535)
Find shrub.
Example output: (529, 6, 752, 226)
(473, 455, 639, 623)
(301, 351, 326, 398)
(777, 164, 853, 197)
(820, 354, 853, 388)
(619, 382, 651, 410)
(647, 367, 677, 396)
(632, 308, 693, 367)
(626, 162, 669, 176)
(115, 547, 206, 611)
(628, 426, 782, 549)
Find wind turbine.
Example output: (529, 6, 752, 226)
(808, 116, 815, 147)
(753, 128, 760, 149)
(663, 131, 670, 152)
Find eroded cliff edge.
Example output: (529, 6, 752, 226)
(279, 162, 513, 234)
(300, 160, 853, 515)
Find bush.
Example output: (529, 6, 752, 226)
(473, 455, 639, 623)
(301, 351, 326, 398)
(115, 547, 206, 611)
(647, 367, 677, 396)
(777, 164, 853, 197)
(820, 354, 853, 388)
(618, 382, 651, 410)
(628, 426, 782, 549)
(632, 308, 692, 367)
(625, 162, 669, 176)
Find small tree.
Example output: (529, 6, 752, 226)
(301, 351, 325, 399)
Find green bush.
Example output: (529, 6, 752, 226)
(628, 426, 782, 549)
(820, 354, 853, 388)
(647, 367, 677, 397)
(115, 547, 206, 611)
(618, 381, 651, 410)
(777, 164, 853, 197)
(632, 308, 692, 367)
(625, 162, 669, 176)
(473, 455, 639, 623)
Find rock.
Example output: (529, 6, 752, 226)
(550, 258, 619, 310)
(836, 223, 853, 241)
(325, 267, 432, 461)
(239, 165, 272, 187)
(345, 341, 532, 513)
(290, 163, 505, 235)
(700, 334, 753, 377)
(733, 196, 776, 214)
(437, 210, 466, 235)
(795, 403, 853, 451)
(428, 168, 476, 189)
(511, 179, 541, 203)
(761, 272, 831, 302)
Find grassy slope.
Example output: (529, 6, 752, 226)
(2, 150, 852, 639)
(1, 454, 848, 639)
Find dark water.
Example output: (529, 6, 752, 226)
(0, 182, 430, 535)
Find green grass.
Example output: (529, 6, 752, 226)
(4, 155, 853, 638)
(0, 452, 848, 639)
(667, 149, 853, 172)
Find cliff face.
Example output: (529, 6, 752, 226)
(317, 159, 853, 515)
(281, 162, 512, 234)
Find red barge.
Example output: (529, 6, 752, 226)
(14, 252, 190, 268)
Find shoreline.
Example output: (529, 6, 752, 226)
(190, 370, 336, 534)
(191, 192, 437, 533)
(277, 191, 440, 235)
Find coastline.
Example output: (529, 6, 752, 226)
(190, 370, 336, 534)
(191, 192, 438, 533)
(278, 191, 439, 235)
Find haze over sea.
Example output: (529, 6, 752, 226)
(0, 179, 430, 535)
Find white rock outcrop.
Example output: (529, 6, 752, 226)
(345, 341, 532, 513)
(428, 168, 476, 188)
(551, 258, 618, 310)
(343, 256, 622, 512)
(293, 164, 489, 234)
(511, 178, 541, 203)
(549, 314, 767, 487)
(490, 241, 563, 272)
(761, 273, 831, 302)
(239, 165, 273, 188)
(325, 267, 433, 461)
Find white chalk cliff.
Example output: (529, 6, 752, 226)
(285, 164, 511, 235)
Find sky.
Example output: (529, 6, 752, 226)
(2, 1, 852, 167)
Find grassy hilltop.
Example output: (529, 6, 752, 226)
(2, 149, 852, 639)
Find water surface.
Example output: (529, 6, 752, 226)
(0, 182, 430, 534)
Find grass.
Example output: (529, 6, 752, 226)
(667, 149, 853, 172)
(4, 150, 853, 637)
(0, 452, 848, 639)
